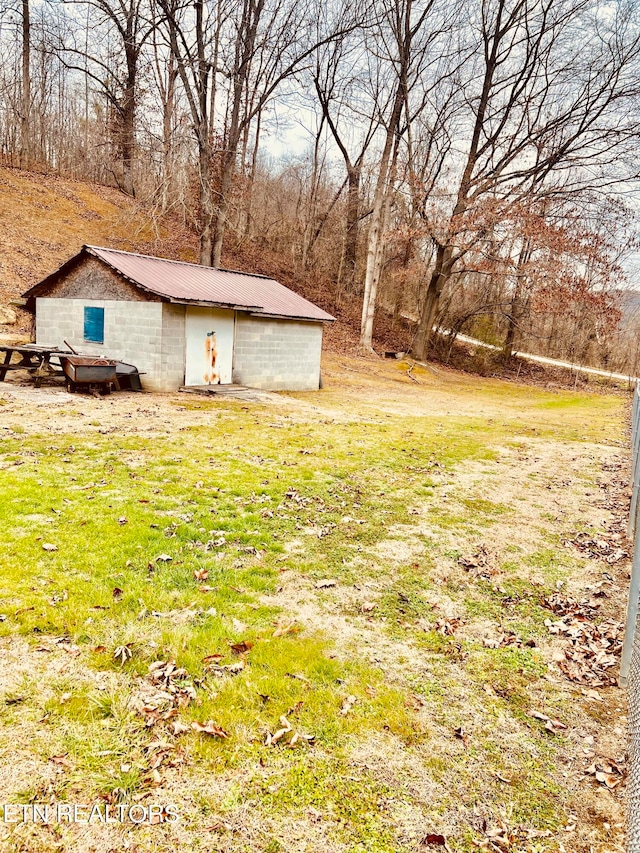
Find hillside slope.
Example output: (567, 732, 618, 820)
(0, 166, 198, 326)
(0, 166, 392, 353)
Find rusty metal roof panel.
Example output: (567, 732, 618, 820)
(84, 246, 334, 322)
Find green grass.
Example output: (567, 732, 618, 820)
(0, 371, 628, 852)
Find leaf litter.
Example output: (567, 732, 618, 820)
(543, 592, 622, 686)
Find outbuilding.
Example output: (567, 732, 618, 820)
(23, 245, 334, 392)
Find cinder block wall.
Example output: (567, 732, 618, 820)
(232, 315, 323, 391)
(35, 297, 175, 391)
(161, 304, 186, 389)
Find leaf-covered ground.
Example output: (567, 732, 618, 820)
(0, 355, 631, 853)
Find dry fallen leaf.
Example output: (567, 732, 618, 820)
(545, 718, 567, 734)
(340, 695, 357, 715)
(315, 579, 337, 589)
(422, 833, 447, 848)
(205, 659, 245, 676)
(434, 617, 464, 636)
(113, 644, 133, 664)
(596, 771, 621, 789)
(269, 727, 290, 744)
(494, 772, 512, 784)
(264, 715, 313, 749)
(582, 688, 604, 701)
(202, 653, 224, 665)
(529, 710, 567, 734)
(194, 568, 209, 581)
(229, 640, 254, 654)
(192, 720, 229, 738)
(42, 543, 58, 552)
(273, 621, 300, 637)
(454, 726, 469, 748)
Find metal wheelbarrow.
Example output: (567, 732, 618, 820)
(60, 355, 118, 395)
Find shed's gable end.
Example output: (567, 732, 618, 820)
(29, 254, 157, 303)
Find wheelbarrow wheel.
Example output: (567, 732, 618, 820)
(65, 379, 75, 393)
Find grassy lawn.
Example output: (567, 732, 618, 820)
(0, 356, 630, 852)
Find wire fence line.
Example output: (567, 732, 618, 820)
(621, 386, 640, 682)
(622, 384, 640, 851)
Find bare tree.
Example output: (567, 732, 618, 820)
(312, 28, 379, 290)
(19, 0, 30, 164)
(358, 0, 460, 351)
(159, 0, 360, 267)
(157, 0, 229, 263)
(410, 0, 640, 360)
(48, 0, 157, 195)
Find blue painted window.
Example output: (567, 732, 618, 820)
(84, 306, 104, 343)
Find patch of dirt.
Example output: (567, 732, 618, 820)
(0, 358, 633, 852)
(262, 433, 631, 853)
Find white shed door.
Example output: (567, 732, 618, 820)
(185, 307, 235, 385)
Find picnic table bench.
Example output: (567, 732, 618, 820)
(0, 345, 71, 387)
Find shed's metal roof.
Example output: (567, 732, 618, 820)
(26, 246, 335, 323)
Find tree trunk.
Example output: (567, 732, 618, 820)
(301, 116, 325, 270)
(20, 0, 31, 167)
(343, 165, 360, 289)
(160, 55, 177, 213)
(117, 10, 139, 197)
(242, 109, 262, 238)
(412, 5, 501, 358)
(503, 240, 532, 359)
(199, 142, 214, 265)
(412, 243, 451, 360)
(360, 84, 404, 350)
(120, 79, 136, 196)
(360, 177, 388, 348)
(211, 151, 235, 268)
(211, 0, 263, 268)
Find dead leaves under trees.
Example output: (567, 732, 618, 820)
(483, 630, 536, 650)
(136, 659, 198, 729)
(543, 593, 622, 687)
(582, 756, 626, 789)
(472, 816, 554, 852)
(562, 531, 627, 564)
(458, 546, 499, 580)
(434, 617, 465, 636)
(192, 720, 228, 738)
(264, 713, 315, 748)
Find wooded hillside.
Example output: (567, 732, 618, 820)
(2, 0, 640, 372)
(0, 165, 381, 353)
